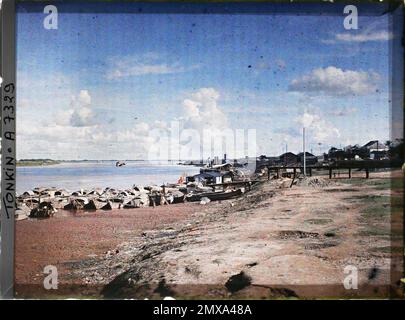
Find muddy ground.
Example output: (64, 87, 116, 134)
(15, 170, 403, 299)
(15, 203, 198, 297)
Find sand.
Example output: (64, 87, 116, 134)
(15, 203, 199, 296)
(14, 170, 403, 299)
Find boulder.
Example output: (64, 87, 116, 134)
(84, 199, 105, 211)
(30, 202, 57, 218)
(200, 197, 211, 205)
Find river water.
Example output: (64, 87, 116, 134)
(16, 161, 200, 194)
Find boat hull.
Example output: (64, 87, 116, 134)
(186, 189, 243, 202)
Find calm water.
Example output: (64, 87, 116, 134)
(16, 161, 200, 194)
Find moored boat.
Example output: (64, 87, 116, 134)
(185, 188, 244, 202)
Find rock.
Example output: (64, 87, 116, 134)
(146, 185, 162, 193)
(269, 287, 298, 298)
(101, 201, 113, 210)
(22, 197, 40, 208)
(200, 197, 211, 205)
(64, 199, 84, 211)
(142, 229, 178, 239)
(168, 190, 185, 203)
(165, 194, 174, 204)
(22, 190, 35, 197)
(71, 190, 83, 196)
(15, 210, 29, 221)
(84, 199, 104, 211)
(52, 198, 69, 209)
(279, 178, 292, 189)
(297, 177, 334, 188)
(30, 201, 57, 218)
(123, 193, 150, 208)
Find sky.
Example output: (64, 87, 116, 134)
(16, 2, 399, 160)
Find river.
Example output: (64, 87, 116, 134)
(16, 161, 200, 194)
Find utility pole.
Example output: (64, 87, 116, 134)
(303, 127, 306, 176)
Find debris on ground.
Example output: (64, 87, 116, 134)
(296, 176, 335, 188)
(200, 197, 211, 205)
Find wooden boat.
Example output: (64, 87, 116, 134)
(185, 188, 244, 202)
(83, 199, 105, 211)
(168, 190, 185, 203)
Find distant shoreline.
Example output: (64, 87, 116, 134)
(16, 159, 193, 167)
(17, 160, 61, 167)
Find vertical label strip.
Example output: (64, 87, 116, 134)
(1, 0, 16, 299)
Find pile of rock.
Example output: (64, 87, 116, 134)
(16, 184, 188, 219)
(296, 176, 334, 188)
(29, 201, 57, 218)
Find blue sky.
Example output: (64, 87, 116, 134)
(16, 3, 396, 160)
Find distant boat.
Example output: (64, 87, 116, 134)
(116, 161, 126, 167)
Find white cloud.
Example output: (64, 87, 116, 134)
(323, 31, 393, 44)
(105, 54, 200, 80)
(296, 111, 340, 143)
(181, 87, 228, 132)
(17, 82, 171, 159)
(289, 66, 380, 96)
(322, 19, 393, 44)
(335, 31, 393, 42)
(272, 127, 301, 138)
(176, 88, 253, 160)
(68, 90, 95, 127)
(52, 90, 96, 127)
(77, 90, 91, 105)
(18, 71, 70, 91)
(70, 107, 93, 127)
(18, 118, 161, 160)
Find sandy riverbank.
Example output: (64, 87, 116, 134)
(15, 170, 404, 299)
(15, 203, 200, 297)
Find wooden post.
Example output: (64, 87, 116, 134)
(293, 168, 296, 177)
(329, 168, 332, 179)
(366, 168, 369, 179)
(348, 168, 351, 179)
(309, 168, 312, 177)
(276, 168, 279, 179)
(267, 166, 270, 180)
(290, 170, 296, 188)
